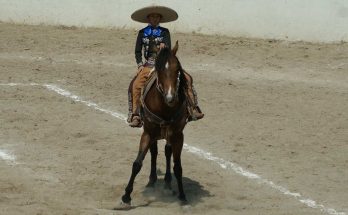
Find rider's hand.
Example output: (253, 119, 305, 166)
(137, 65, 144, 74)
(159, 43, 165, 49)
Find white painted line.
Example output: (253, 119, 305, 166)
(0, 83, 39, 86)
(0, 150, 16, 164)
(1, 83, 346, 215)
(43, 84, 127, 122)
(184, 145, 345, 215)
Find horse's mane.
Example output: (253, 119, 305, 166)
(155, 47, 171, 72)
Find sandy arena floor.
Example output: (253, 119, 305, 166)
(0, 22, 347, 215)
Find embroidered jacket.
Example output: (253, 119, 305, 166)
(135, 25, 171, 67)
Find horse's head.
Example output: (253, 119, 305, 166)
(155, 41, 182, 107)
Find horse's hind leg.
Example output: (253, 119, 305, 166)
(164, 143, 172, 189)
(121, 133, 151, 204)
(147, 140, 158, 187)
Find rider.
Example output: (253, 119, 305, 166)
(128, 5, 204, 127)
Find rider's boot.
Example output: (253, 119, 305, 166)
(188, 105, 204, 121)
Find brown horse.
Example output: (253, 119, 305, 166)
(121, 41, 189, 205)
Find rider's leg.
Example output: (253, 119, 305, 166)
(183, 71, 204, 121)
(127, 75, 137, 123)
(129, 67, 152, 127)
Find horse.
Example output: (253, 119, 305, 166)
(121, 41, 189, 206)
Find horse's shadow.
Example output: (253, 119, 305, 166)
(141, 169, 213, 206)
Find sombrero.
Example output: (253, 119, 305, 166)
(131, 5, 178, 23)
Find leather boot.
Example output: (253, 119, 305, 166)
(192, 109, 204, 120)
(189, 106, 204, 121)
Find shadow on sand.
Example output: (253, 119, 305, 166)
(113, 169, 213, 211)
(141, 169, 213, 206)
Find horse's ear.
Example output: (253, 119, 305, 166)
(172, 40, 179, 55)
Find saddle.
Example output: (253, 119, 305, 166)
(141, 68, 157, 104)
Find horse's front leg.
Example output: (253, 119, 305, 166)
(147, 140, 158, 187)
(121, 132, 151, 205)
(170, 132, 187, 202)
(164, 142, 172, 189)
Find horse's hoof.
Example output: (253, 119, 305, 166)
(113, 200, 132, 211)
(121, 195, 131, 204)
(178, 195, 187, 204)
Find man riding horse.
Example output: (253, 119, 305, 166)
(128, 5, 204, 127)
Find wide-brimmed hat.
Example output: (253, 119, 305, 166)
(131, 5, 178, 23)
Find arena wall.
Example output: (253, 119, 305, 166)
(0, 0, 347, 42)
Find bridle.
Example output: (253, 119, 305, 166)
(156, 70, 181, 104)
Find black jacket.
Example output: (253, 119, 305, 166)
(135, 25, 171, 67)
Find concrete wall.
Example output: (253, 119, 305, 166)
(1, 0, 348, 42)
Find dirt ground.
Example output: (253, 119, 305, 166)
(0, 22, 347, 215)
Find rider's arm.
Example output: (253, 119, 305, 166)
(162, 28, 171, 49)
(135, 30, 143, 68)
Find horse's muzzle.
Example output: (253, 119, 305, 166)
(165, 93, 176, 106)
